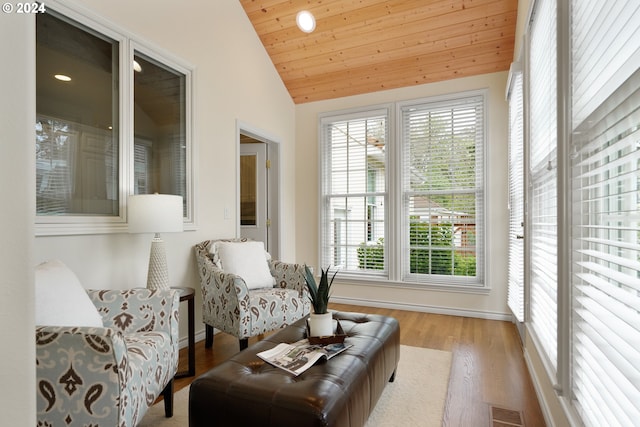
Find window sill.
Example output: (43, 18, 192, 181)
(35, 220, 197, 236)
(335, 274, 491, 295)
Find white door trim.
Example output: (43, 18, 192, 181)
(235, 120, 282, 259)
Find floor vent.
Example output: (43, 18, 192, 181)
(490, 405, 524, 427)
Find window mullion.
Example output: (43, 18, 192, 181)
(556, 0, 572, 397)
(121, 37, 133, 224)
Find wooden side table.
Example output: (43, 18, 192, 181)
(173, 287, 195, 378)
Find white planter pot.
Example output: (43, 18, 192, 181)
(308, 312, 334, 337)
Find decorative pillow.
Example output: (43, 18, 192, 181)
(208, 239, 245, 269)
(216, 241, 275, 289)
(34, 260, 104, 327)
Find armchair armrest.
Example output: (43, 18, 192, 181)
(205, 267, 252, 337)
(36, 325, 130, 426)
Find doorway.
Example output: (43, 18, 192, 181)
(237, 123, 280, 258)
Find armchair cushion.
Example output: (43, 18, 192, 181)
(215, 240, 275, 289)
(34, 259, 103, 327)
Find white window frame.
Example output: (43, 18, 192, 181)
(35, 1, 196, 236)
(506, 61, 525, 322)
(525, 0, 559, 381)
(318, 90, 488, 290)
(521, 0, 640, 425)
(319, 105, 392, 279)
(398, 91, 487, 288)
(566, 1, 640, 425)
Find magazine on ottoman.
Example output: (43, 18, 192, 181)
(257, 338, 352, 376)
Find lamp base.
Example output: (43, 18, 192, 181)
(147, 234, 170, 291)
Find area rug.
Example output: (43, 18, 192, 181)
(139, 345, 452, 427)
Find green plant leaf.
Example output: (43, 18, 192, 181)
(304, 264, 338, 314)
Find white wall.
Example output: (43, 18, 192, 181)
(0, 12, 36, 426)
(295, 72, 511, 318)
(33, 0, 296, 339)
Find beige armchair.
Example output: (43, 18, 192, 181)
(194, 239, 310, 350)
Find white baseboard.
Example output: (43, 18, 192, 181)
(178, 299, 512, 349)
(524, 348, 557, 427)
(331, 296, 513, 321)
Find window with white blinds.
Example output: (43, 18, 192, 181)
(571, 0, 640, 130)
(400, 93, 485, 286)
(320, 110, 388, 275)
(570, 1, 640, 425)
(320, 94, 487, 288)
(507, 66, 525, 322)
(528, 0, 558, 372)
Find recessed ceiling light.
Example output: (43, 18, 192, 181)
(133, 60, 142, 73)
(54, 74, 72, 82)
(296, 10, 315, 33)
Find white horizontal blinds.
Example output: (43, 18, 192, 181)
(401, 95, 484, 284)
(570, 1, 640, 424)
(321, 111, 388, 274)
(35, 118, 77, 214)
(133, 141, 150, 194)
(507, 69, 525, 322)
(571, 0, 640, 130)
(528, 0, 558, 371)
(570, 80, 640, 427)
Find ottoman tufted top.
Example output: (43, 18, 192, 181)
(190, 311, 400, 427)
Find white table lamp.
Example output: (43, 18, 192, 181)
(128, 194, 183, 291)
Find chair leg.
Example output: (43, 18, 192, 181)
(239, 338, 248, 351)
(205, 325, 214, 348)
(162, 378, 174, 417)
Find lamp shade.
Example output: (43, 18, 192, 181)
(128, 194, 183, 233)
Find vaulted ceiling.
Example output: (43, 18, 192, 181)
(239, 0, 518, 104)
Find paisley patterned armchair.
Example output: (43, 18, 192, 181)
(194, 239, 310, 351)
(35, 285, 180, 427)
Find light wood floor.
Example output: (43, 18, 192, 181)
(174, 303, 546, 427)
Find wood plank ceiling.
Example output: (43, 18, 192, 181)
(239, 0, 518, 104)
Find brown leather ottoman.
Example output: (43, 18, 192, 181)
(189, 311, 400, 427)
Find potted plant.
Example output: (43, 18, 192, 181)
(304, 265, 338, 337)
